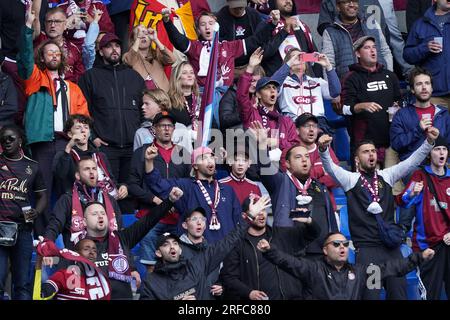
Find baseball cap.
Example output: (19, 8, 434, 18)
(155, 232, 180, 249)
(227, 0, 247, 9)
(99, 33, 122, 49)
(353, 36, 376, 51)
(295, 112, 319, 128)
(191, 146, 214, 164)
(255, 77, 280, 92)
(185, 207, 207, 220)
(153, 111, 176, 125)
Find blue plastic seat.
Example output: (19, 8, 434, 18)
(323, 99, 350, 162)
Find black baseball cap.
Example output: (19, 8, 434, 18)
(152, 111, 176, 125)
(155, 232, 180, 249)
(295, 113, 318, 128)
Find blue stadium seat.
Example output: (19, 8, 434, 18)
(323, 99, 350, 162)
(121, 213, 147, 280)
(338, 205, 351, 240)
(333, 188, 347, 206)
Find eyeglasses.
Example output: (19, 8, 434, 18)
(45, 19, 66, 25)
(325, 240, 350, 248)
(155, 124, 175, 129)
(337, 0, 359, 5)
(188, 216, 207, 223)
(45, 51, 62, 58)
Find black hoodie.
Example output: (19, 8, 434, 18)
(341, 63, 401, 148)
(78, 63, 145, 148)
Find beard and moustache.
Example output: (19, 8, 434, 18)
(103, 51, 121, 65)
(415, 93, 431, 103)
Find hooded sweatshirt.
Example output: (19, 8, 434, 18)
(341, 63, 401, 148)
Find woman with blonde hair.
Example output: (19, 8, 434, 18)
(166, 62, 201, 152)
(168, 61, 201, 129)
(133, 88, 172, 151)
(123, 25, 175, 91)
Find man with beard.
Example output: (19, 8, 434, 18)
(144, 145, 242, 243)
(44, 187, 181, 299)
(17, 7, 89, 235)
(139, 196, 265, 300)
(52, 114, 128, 199)
(251, 120, 338, 259)
(44, 157, 122, 250)
(33, 7, 85, 82)
(391, 67, 450, 162)
(318, 128, 439, 300)
(257, 232, 435, 300)
(404, 0, 450, 108)
(78, 33, 145, 204)
(178, 207, 224, 299)
(397, 137, 450, 300)
(221, 194, 320, 300)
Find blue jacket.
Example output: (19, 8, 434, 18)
(404, 6, 450, 96)
(145, 169, 242, 244)
(260, 164, 338, 254)
(390, 104, 450, 161)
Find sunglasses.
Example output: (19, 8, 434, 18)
(45, 51, 62, 58)
(0, 135, 18, 143)
(325, 240, 350, 248)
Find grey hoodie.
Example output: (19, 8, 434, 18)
(133, 120, 153, 151)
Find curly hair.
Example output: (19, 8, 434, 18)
(35, 39, 66, 75)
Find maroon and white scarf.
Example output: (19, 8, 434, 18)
(37, 239, 111, 300)
(70, 182, 132, 283)
(185, 94, 200, 130)
(359, 171, 383, 214)
(196, 180, 221, 230)
(70, 149, 118, 199)
(287, 171, 313, 205)
(258, 105, 280, 130)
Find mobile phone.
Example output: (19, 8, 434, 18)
(300, 52, 319, 63)
(289, 210, 311, 219)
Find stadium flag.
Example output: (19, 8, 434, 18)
(129, 0, 197, 77)
(197, 23, 220, 147)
